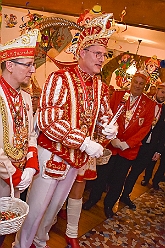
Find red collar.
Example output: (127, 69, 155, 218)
(0, 76, 19, 98)
(77, 66, 96, 82)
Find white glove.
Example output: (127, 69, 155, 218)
(16, 168, 36, 191)
(118, 141, 129, 151)
(111, 138, 121, 148)
(80, 137, 104, 158)
(102, 123, 118, 140)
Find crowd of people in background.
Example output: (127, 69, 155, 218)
(0, 11, 165, 248)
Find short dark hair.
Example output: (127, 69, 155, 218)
(1, 61, 6, 71)
(1, 59, 20, 72)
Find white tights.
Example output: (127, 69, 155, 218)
(66, 198, 82, 238)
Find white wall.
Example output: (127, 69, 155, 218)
(1, 6, 76, 44)
(1, 6, 77, 87)
(1, 6, 165, 89)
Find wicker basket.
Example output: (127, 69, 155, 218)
(96, 149, 112, 165)
(0, 172, 29, 235)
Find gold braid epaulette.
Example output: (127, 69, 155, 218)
(0, 95, 27, 161)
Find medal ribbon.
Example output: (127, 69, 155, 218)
(125, 95, 141, 128)
(75, 67, 94, 109)
(0, 77, 24, 132)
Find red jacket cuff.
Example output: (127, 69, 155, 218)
(26, 156, 39, 175)
(4, 168, 22, 187)
(28, 146, 38, 154)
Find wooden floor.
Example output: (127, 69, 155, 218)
(3, 166, 158, 248)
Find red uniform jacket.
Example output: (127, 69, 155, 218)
(107, 90, 155, 160)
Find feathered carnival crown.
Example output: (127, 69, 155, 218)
(66, 13, 116, 60)
(0, 29, 40, 63)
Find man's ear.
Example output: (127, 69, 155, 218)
(6, 60, 14, 73)
(79, 49, 86, 59)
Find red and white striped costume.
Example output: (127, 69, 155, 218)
(37, 65, 112, 180)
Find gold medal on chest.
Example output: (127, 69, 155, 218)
(13, 126, 28, 149)
(126, 110, 133, 120)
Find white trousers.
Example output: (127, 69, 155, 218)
(14, 146, 78, 248)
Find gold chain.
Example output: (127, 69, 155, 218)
(0, 95, 28, 161)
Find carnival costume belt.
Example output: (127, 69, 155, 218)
(38, 132, 88, 169)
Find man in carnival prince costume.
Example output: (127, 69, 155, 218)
(0, 30, 40, 246)
(14, 13, 118, 248)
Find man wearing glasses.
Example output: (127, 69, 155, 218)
(14, 14, 118, 248)
(83, 48, 109, 60)
(0, 30, 39, 246)
(83, 69, 155, 218)
(9, 60, 36, 68)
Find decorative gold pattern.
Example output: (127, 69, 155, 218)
(0, 29, 39, 62)
(38, 66, 111, 173)
(75, 67, 97, 132)
(76, 13, 116, 58)
(0, 96, 28, 162)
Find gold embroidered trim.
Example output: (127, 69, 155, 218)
(0, 95, 28, 161)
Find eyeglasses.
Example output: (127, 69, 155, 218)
(84, 49, 108, 59)
(10, 60, 36, 68)
(31, 96, 40, 100)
